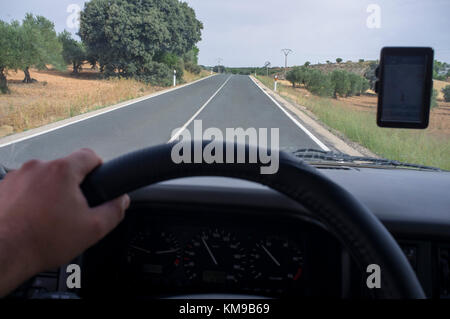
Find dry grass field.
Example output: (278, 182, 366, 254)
(279, 79, 450, 136)
(258, 75, 450, 170)
(0, 67, 209, 137)
(434, 79, 450, 100)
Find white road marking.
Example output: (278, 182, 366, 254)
(249, 76, 330, 152)
(0, 74, 217, 149)
(168, 75, 233, 143)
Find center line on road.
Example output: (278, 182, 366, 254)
(168, 75, 233, 143)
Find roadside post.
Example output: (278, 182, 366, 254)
(274, 75, 278, 92)
(173, 70, 177, 87)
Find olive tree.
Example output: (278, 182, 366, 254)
(330, 70, 350, 98)
(16, 14, 64, 83)
(59, 31, 86, 74)
(0, 21, 20, 93)
(304, 69, 333, 97)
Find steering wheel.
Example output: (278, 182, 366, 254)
(80, 141, 425, 299)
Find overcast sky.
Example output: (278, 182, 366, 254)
(1, 0, 449, 67)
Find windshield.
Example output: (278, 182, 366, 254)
(0, 0, 449, 171)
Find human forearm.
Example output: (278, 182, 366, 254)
(0, 149, 129, 297)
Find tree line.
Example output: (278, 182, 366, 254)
(286, 66, 370, 98)
(434, 61, 450, 81)
(0, 0, 203, 94)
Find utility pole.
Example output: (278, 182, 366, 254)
(281, 49, 292, 79)
(217, 58, 223, 74)
(264, 61, 271, 77)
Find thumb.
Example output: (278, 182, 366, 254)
(88, 194, 130, 243)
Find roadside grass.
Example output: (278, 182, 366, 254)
(0, 68, 209, 137)
(184, 69, 210, 83)
(256, 76, 450, 171)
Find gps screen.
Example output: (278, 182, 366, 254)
(380, 55, 426, 123)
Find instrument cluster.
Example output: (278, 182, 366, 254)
(122, 214, 313, 296)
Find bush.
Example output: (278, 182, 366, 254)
(185, 61, 201, 74)
(154, 52, 184, 80)
(135, 62, 173, 86)
(336, 58, 343, 64)
(442, 85, 450, 102)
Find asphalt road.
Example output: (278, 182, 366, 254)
(0, 74, 327, 168)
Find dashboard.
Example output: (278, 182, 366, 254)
(81, 204, 342, 298)
(7, 165, 450, 299)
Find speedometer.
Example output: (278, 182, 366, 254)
(249, 237, 304, 285)
(183, 229, 246, 284)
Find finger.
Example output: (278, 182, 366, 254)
(64, 148, 102, 183)
(88, 194, 130, 243)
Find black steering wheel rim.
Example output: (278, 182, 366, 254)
(81, 141, 425, 299)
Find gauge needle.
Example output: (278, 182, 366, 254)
(201, 236, 218, 266)
(130, 245, 151, 254)
(155, 248, 180, 255)
(260, 244, 281, 266)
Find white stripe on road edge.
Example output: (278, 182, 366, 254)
(0, 74, 218, 149)
(168, 75, 233, 143)
(249, 76, 330, 152)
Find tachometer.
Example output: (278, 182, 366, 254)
(249, 237, 304, 284)
(127, 230, 181, 276)
(183, 229, 246, 284)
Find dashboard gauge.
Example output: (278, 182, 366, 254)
(183, 229, 246, 284)
(249, 237, 304, 284)
(127, 230, 181, 276)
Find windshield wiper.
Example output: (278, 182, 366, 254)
(290, 148, 442, 172)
